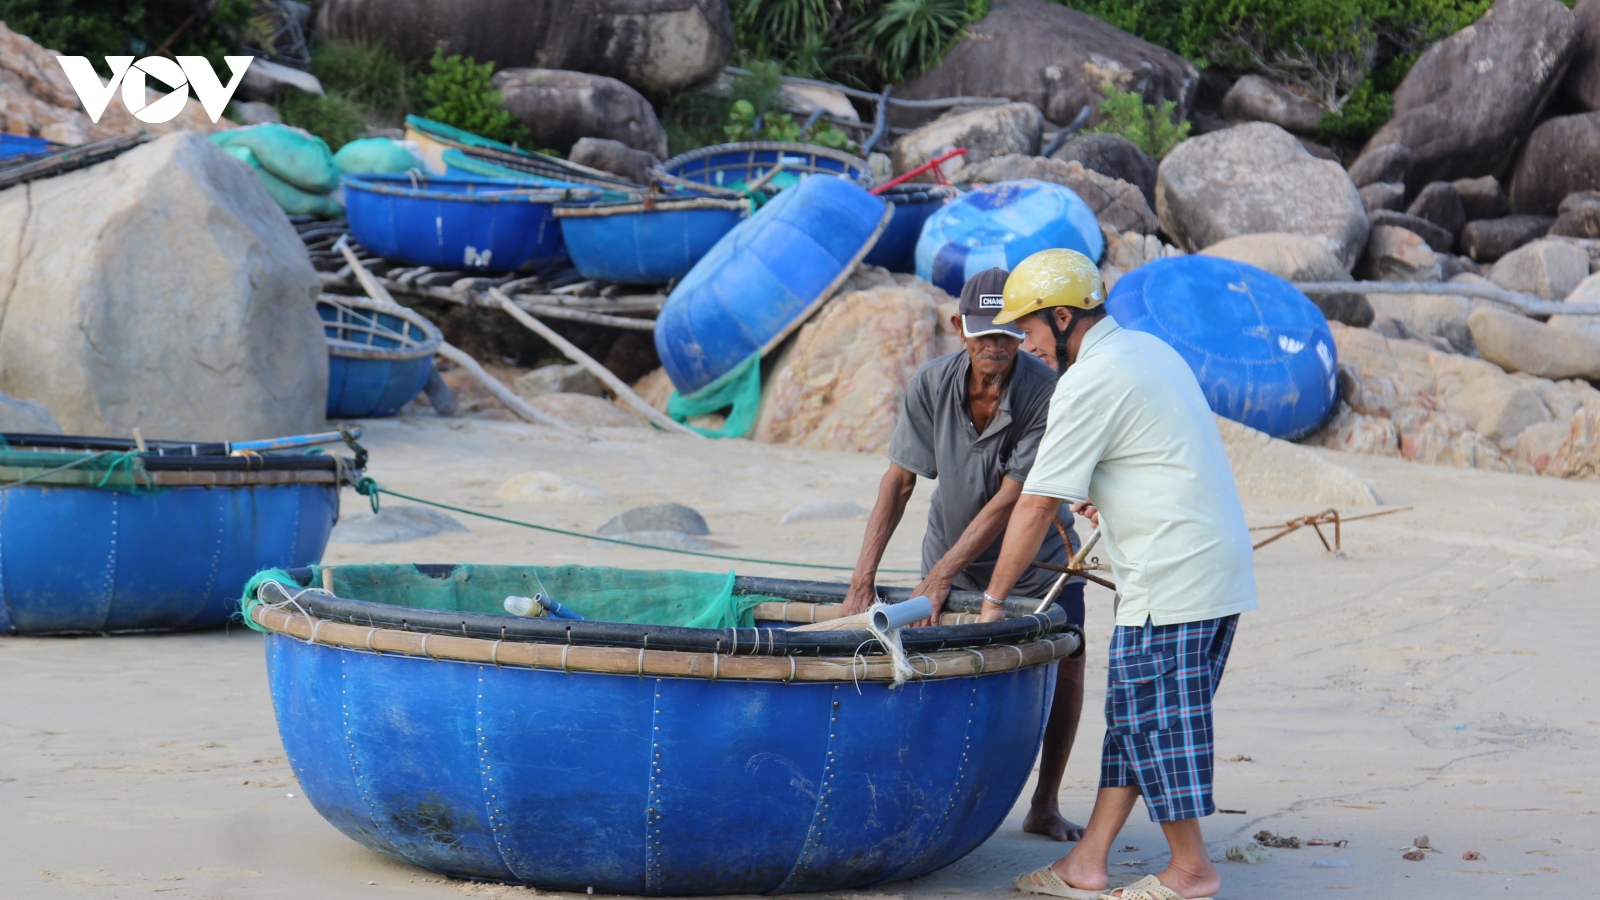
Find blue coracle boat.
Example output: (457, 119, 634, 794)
(554, 196, 748, 285)
(246, 564, 1081, 894)
(863, 184, 956, 273)
(1108, 255, 1339, 440)
(344, 173, 596, 271)
(320, 294, 443, 418)
(0, 434, 357, 634)
(654, 175, 890, 394)
(658, 142, 872, 193)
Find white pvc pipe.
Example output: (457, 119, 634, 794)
(873, 596, 934, 631)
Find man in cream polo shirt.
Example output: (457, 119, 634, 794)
(978, 250, 1257, 900)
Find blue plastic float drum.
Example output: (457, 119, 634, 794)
(654, 174, 890, 394)
(246, 565, 1081, 894)
(0, 434, 355, 634)
(343, 173, 596, 272)
(554, 196, 748, 284)
(863, 184, 956, 273)
(916, 180, 1103, 297)
(1107, 255, 1339, 440)
(319, 295, 443, 418)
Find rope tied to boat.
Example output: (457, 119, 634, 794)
(351, 476, 920, 574)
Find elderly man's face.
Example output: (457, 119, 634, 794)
(953, 315, 1021, 378)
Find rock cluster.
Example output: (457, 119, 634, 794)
(962, 154, 1158, 235)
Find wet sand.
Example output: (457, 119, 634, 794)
(2, 415, 1596, 898)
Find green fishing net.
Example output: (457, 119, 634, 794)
(666, 353, 762, 439)
(242, 563, 779, 632)
(0, 449, 154, 491)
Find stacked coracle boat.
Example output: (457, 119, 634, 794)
(0, 431, 361, 634)
(244, 564, 1082, 894)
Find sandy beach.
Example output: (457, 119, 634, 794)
(2, 414, 1596, 898)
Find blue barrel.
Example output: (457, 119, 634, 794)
(1108, 255, 1339, 440)
(863, 185, 955, 273)
(320, 295, 442, 418)
(0, 438, 349, 634)
(655, 175, 890, 394)
(344, 174, 593, 272)
(915, 180, 1103, 297)
(248, 565, 1077, 894)
(555, 197, 748, 284)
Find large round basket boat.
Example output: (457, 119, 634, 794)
(247, 564, 1081, 894)
(554, 195, 749, 285)
(344, 173, 597, 272)
(319, 294, 443, 418)
(656, 142, 872, 194)
(0, 433, 358, 635)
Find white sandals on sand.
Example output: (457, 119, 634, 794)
(1099, 875, 1215, 900)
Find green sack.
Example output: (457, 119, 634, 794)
(210, 124, 340, 193)
(666, 353, 762, 439)
(222, 144, 344, 217)
(333, 137, 421, 175)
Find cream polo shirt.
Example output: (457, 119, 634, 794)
(1022, 318, 1258, 627)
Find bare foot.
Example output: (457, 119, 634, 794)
(1048, 847, 1107, 893)
(1023, 806, 1086, 842)
(1104, 865, 1221, 900)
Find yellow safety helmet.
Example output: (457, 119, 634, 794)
(993, 249, 1104, 325)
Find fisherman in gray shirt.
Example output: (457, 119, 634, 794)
(844, 267, 1089, 842)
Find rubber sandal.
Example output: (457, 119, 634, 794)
(1100, 875, 1215, 900)
(1013, 865, 1105, 899)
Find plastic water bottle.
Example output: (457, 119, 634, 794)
(503, 593, 547, 617)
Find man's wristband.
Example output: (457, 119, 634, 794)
(982, 592, 1005, 607)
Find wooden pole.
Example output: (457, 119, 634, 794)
(489, 287, 707, 439)
(336, 241, 587, 437)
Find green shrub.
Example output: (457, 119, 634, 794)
(727, 0, 987, 88)
(416, 48, 527, 146)
(723, 99, 857, 150)
(275, 92, 367, 151)
(1089, 86, 1191, 160)
(311, 40, 414, 125)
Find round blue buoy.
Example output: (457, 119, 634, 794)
(1107, 255, 1339, 440)
(654, 175, 890, 395)
(915, 180, 1103, 297)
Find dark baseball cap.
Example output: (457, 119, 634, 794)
(958, 268, 1024, 339)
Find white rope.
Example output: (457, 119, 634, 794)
(864, 601, 918, 689)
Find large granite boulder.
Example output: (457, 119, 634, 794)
(1487, 238, 1590, 299)
(1347, 143, 1415, 188)
(1454, 175, 1509, 220)
(568, 137, 661, 185)
(1369, 209, 1453, 253)
(317, 0, 733, 94)
(1551, 190, 1600, 238)
(1198, 232, 1373, 326)
(0, 133, 326, 439)
(1560, 0, 1600, 109)
(1461, 215, 1555, 262)
(889, 0, 1197, 129)
(494, 69, 667, 158)
(963, 154, 1159, 235)
(1359, 182, 1407, 214)
(1220, 75, 1325, 134)
(1508, 112, 1600, 216)
(755, 272, 955, 454)
(891, 103, 1043, 182)
(1469, 306, 1600, 380)
(1156, 122, 1368, 268)
(1048, 132, 1157, 207)
(1358, 225, 1442, 282)
(0, 390, 60, 433)
(1358, 0, 1580, 190)
(1406, 182, 1467, 241)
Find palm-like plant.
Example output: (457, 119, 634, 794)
(858, 0, 975, 84)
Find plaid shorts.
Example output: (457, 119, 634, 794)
(1099, 615, 1239, 823)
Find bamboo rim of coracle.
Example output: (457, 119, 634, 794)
(250, 603, 1078, 683)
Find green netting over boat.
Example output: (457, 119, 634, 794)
(244, 563, 777, 631)
(0, 449, 154, 490)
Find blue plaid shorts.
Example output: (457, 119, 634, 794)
(1099, 615, 1239, 823)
